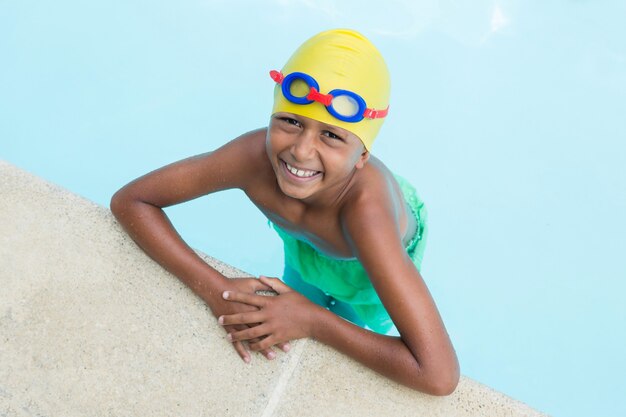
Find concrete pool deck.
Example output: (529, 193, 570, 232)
(0, 160, 548, 417)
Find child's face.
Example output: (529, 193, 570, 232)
(266, 112, 369, 202)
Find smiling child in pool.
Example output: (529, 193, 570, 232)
(110, 28, 459, 395)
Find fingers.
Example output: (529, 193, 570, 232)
(228, 335, 290, 360)
(249, 336, 280, 352)
(251, 338, 278, 360)
(223, 290, 267, 307)
(225, 325, 276, 362)
(277, 341, 291, 353)
(232, 340, 251, 363)
(259, 346, 277, 360)
(259, 275, 292, 294)
(227, 325, 270, 343)
(247, 278, 273, 293)
(226, 323, 290, 353)
(222, 320, 279, 361)
(220, 283, 293, 361)
(225, 326, 251, 363)
(219, 311, 265, 326)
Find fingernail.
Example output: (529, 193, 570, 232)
(222, 291, 229, 299)
(244, 356, 251, 364)
(267, 351, 276, 360)
(226, 333, 232, 341)
(218, 316, 224, 324)
(283, 344, 291, 352)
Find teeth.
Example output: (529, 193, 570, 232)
(285, 162, 319, 178)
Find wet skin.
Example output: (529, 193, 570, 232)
(110, 112, 459, 394)
(259, 112, 417, 259)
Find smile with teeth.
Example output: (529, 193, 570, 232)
(283, 160, 321, 178)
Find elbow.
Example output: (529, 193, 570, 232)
(109, 189, 126, 219)
(411, 360, 460, 396)
(110, 187, 139, 221)
(427, 371, 460, 396)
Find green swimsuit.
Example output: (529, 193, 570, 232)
(269, 173, 428, 334)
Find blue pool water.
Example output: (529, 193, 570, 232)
(2, 2, 625, 416)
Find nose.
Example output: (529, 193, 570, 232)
(290, 130, 318, 162)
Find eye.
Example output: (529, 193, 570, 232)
(323, 130, 343, 141)
(280, 117, 302, 128)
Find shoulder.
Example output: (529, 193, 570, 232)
(340, 157, 398, 224)
(340, 158, 402, 245)
(214, 128, 267, 170)
(338, 160, 413, 285)
(111, 128, 271, 208)
(197, 127, 272, 190)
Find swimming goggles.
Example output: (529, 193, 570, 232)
(270, 70, 389, 123)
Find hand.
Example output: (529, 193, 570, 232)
(218, 276, 321, 352)
(207, 277, 290, 363)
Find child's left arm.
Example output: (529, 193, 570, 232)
(219, 195, 459, 395)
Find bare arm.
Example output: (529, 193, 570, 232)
(219, 183, 459, 394)
(313, 189, 460, 394)
(110, 131, 263, 301)
(110, 129, 285, 361)
(310, 284, 458, 395)
(110, 153, 229, 302)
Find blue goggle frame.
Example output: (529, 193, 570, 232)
(271, 70, 388, 123)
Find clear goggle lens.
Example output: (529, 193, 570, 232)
(272, 70, 387, 123)
(330, 94, 360, 118)
(288, 78, 311, 99)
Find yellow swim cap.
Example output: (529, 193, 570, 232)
(271, 29, 390, 151)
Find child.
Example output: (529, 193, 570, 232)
(110, 29, 459, 395)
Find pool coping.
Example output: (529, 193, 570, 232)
(0, 160, 548, 417)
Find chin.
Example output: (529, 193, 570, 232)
(278, 182, 312, 200)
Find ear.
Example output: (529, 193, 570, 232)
(355, 149, 370, 170)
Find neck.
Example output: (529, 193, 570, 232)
(288, 168, 359, 211)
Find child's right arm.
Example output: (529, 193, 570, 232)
(110, 129, 285, 362)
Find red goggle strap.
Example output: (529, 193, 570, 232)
(271, 71, 332, 106)
(306, 87, 333, 106)
(270, 70, 389, 120)
(363, 106, 389, 120)
(270, 70, 284, 83)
